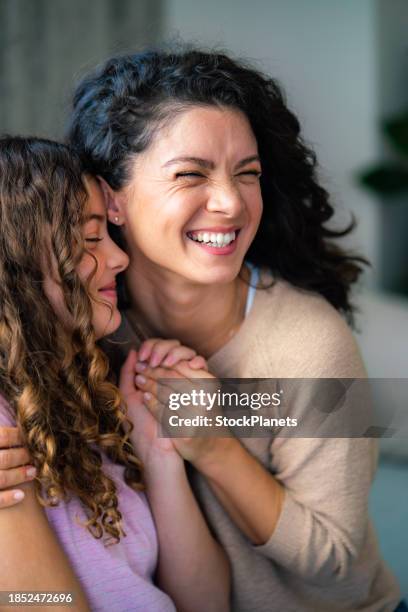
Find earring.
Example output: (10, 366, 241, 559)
(114, 216, 119, 223)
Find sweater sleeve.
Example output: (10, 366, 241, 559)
(253, 292, 377, 583)
(254, 437, 376, 583)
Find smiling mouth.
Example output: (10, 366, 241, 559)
(186, 229, 240, 248)
(98, 283, 117, 298)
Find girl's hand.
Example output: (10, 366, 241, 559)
(120, 340, 208, 468)
(138, 338, 208, 370)
(119, 350, 178, 467)
(134, 361, 231, 466)
(0, 427, 36, 507)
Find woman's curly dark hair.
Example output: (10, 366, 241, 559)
(67, 46, 368, 323)
(0, 136, 143, 544)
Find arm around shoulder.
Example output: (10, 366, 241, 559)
(256, 294, 376, 582)
(290, 292, 367, 379)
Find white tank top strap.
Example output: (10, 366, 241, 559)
(244, 262, 260, 318)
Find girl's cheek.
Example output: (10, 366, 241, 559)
(76, 253, 95, 282)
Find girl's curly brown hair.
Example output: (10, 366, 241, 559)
(0, 136, 143, 544)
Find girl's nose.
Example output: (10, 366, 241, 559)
(108, 237, 129, 273)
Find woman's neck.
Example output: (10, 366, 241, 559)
(124, 258, 249, 359)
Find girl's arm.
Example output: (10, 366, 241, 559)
(0, 479, 89, 610)
(144, 454, 231, 612)
(119, 347, 230, 612)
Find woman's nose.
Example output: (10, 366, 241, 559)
(205, 181, 244, 217)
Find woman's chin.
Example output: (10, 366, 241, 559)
(190, 260, 244, 286)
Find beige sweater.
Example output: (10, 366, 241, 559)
(104, 272, 400, 612)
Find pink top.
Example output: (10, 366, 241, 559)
(0, 395, 175, 612)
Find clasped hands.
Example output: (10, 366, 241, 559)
(119, 338, 230, 470)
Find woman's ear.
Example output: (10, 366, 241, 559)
(97, 176, 125, 225)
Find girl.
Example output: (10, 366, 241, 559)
(0, 136, 230, 612)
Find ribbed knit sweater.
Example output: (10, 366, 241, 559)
(104, 271, 401, 611)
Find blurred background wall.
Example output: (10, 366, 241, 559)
(2, 0, 407, 295)
(1, 0, 407, 593)
(0, 0, 164, 136)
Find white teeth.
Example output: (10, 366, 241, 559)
(188, 230, 237, 247)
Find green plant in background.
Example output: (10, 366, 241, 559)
(357, 111, 408, 296)
(359, 112, 408, 194)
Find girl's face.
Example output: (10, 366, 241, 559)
(115, 106, 263, 286)
(76, 179, 129, 338)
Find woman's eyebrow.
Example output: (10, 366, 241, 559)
(162, 154, 261, 170)
(234, 155, 261, 169)
(163, 156, 215, 169)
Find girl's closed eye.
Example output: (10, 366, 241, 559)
(85, 236, 103, 244)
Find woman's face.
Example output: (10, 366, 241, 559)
(117, 106, 263, 285)
(76, 179, 129, 338)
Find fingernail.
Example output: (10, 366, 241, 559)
(135, 374, 146, 385)
(144, 392, 152, 401)
(13, 490, 25, 501)
(150, 353, 160, 367)
(26, 467, 36, 478)
(135, 361, 146, 372)
(163, 356, 175, 367)
(139, 347, 149, 361)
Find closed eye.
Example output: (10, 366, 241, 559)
(236, 169, 262, 184)
(85, 237, 103, 243)
(237, 170, 262, 177)
(175, 172, 205, 179)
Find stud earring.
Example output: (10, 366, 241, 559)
(114, 216, 119, 223)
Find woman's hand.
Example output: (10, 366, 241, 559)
(138, 337, 208, 370)
(119, 340, 209, 468)
(0, 427, 36, 507)
(133, 360, 232, 466)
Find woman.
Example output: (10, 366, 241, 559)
(0, 136, 230, 611)
(0, 48, 403, 610)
